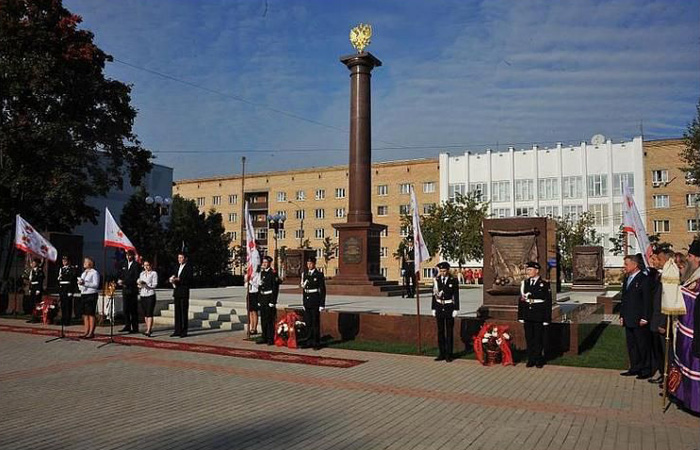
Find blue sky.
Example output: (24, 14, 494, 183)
(65, 0, 700, 180)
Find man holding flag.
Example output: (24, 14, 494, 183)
(244, 202, 261, 336)
(14, 215, 57, 318)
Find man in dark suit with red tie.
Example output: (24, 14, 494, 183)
(169, 252, 193, 338)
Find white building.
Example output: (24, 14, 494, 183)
(439, 136, 645, 267)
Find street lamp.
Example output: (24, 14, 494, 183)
(267, 213, 286, 273)
(144, 195, 172, 268)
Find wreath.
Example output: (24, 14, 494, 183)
(473, 323, 514, 366)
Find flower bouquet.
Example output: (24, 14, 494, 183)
(473, 323, 514, 366)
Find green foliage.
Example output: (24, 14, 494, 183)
(609, 225, 673, 256)
(119, 187, 166, 266)
(321, 237, 337, 267)
(556, 212, 601, 281)
(681, 98, 700, 186)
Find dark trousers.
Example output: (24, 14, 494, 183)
(650, 330, 667, 377)
(174, 296, 189, 336)
(122, 291, 139, 331)
(403, 273, 416, 297)
(59, 292, 73, 325)
(524, 321, 545, 363)
(435, 307, 455, 357)
(25, 292, 42, 314)
(625, 326, 651, 374)
(303, 296, 321, 346)
(260, 300, 276, 344)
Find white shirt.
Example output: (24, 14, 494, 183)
(79, 269, 100, 295)
(177, 263, 186, 277)
(139, 270, 158, 297)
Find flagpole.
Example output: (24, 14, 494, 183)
(416, 271, 422, 355)
(662, 315, 671, 410)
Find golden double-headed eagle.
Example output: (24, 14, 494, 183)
(350, 23, 372, 53)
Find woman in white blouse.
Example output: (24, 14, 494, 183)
(77, 257, 100, 338)
(138, 260, 158, 337)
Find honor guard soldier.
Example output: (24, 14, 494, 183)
(432, 261, 460, 362)
(118, 250, 141, 334)
(257, 256, 280, 345)
(57, 255, 78, 326)
(301, 256, 326, 350)
(401, 242, 416, 298)
(25, 258, 44, 322)
(518, 261, 552, 368)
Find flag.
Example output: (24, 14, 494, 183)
(244, 201, 260, 281)
(622, 186, 652, 266)
(14, 215, 58, 262)
(104, 207, 137, 254)
(410, 187, 430, 275)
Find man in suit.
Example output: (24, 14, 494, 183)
(431, 261, 460, 362)
(118, 250, 141, 333)
(301, 256, 326, 350)
(257, 256, 280, 345)
(57, 255, 78, 326)
(25, 258, 44, 322)
(169, 252, 193, 338)
(401, 242, 416, 298)
(647, 249, 672, 384)
(518, 261, 552, 368)
(619, 254, 653, 379)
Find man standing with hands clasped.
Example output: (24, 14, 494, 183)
(169, 252, 193, 338)
(619, 254, 652, 379)
(432, 261, 460, 362)
(301, 256, 325, 350)
(257, 256, 279, 345)
(118, 250, 140, 334)
(518, 261, 552, 368)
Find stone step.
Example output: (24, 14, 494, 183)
(159, 310, 247, 323)
(166, 304, 244, 315)
(152, 316, 245, 331)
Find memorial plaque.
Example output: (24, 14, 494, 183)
(488, 229, 539, 294)
(572, 245, 604, 290)
(342, 237, 362, 264)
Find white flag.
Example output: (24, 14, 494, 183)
(410, 187, 430, 275)
(245, 202, 260, 281)
(14, 215, 58, 262)
(622, 186, 652, 266)
(104, 207, 137, 254)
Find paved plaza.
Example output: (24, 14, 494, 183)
(1, 318, 698, 450)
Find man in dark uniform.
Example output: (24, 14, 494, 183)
(518, 261, 552, 368)
(170, 252, 193, 338)
(432, 261, 460, 362)
(57, 255, 78, 326)
(401, 242, 416, 298)
(301, 256, 326, 350)
(619, 254, 653, 379)
(257, 256, 280, 345)
(118, 250, 141, 333)
(648, 249, 673, 384)
(25, 258, 44, 322)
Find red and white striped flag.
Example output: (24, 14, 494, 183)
(14, 215, 58, 262)
(104, 207, 137, 255)
(622, 186, 652, 266)
(410, 187, 431, 275)
(244, 201, 260, 281)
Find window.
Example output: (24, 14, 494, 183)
(295, 210, 305, 220)
(423, 182, 436, 193)
(334, 229, 340, 238)
(399, 183, 412, 195)
(380, 228, 388, 237)
(538, 206, 559, 217)
(687, 193, 700, 207)
(589, 203, 609, 226)
(255, 228, 267, 240)
(515, 207, 534, 217)
(231, 231, 238, 241)
(469, 182, 488, 201)
(613, 173, 634, 195)
(277, 192, 287, 202)
(538, 178, 559, 200)
(276, 210, 287, 219)
(315, 228, 325, 239)
(377, 185, 388, 196)
(562, 176, 583, 199)
(377, 205, 388, 216)
(315, 189, 325, 200)
(380, 247, 388, 258)
(295, 190, 305, 201)
(212, 195, 221, 206)
(686, 172, 697, 185)
(613, 202, 623, 224)
(228, 194, 238, 204)
(335, 208, 345, 218)
(196, 197, 205, 207)
(514, 179, 534, 201)
(689, 219, 700, 232)
(277, 230, 286, 239)
(315, 208, 325, 219)
(492, 208, 511, 218)
(562, 205, 584, 221)
(316, 249, 323, 259)
(400, 226, 410, 237)
(334, 247, 339, 258)
(423, 268, 433, 279)
(228, 213, 238, 223)
(295, 229, 305, 239)
(491, 181, 511, 202)
(399, 204, 410, 215)
(587, 174, 608, 197)
(423, 203, 436, 214)
(653, 220, 670, 233)
(653, 195, 670, 209)
(380, 267, 388, 278)
(652, 170, 669, 184)
(448, 183, 466, 201)
(226, 231, 237, 241)
(335, 188, 346, 199)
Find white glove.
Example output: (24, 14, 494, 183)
(543, 322, 549, 326)
(35, 291, 40, 295)
(67, 293, 73, 297)
(518, 319, 524, 323)
(452, 310, 458, 318)
(319, 307, 325, 311)
(431, 310, 436, 317)
(268, 303, 275, 308)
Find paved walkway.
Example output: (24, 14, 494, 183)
(1, 318, 698, 450)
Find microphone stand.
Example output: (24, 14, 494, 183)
(98, 289, 128, 348)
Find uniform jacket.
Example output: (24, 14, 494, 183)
(620, 271, 652, 328)
(517, 277, 552, 323)
(28, 267, 44, 295)
(431, 275, 460, 310)
(58, 265, 78, 294)
(302, 269, 326, 307)
(647, 268, 666, 331)
(120, 260, 141, 294)
(172, 263, 193, 299)
(258, 268, 280, 305)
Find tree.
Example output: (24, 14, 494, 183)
(321, 237, 338, 269)
(681, 98, 700, 185)
(120, 187, 166, 266)
(609, 225, 673, 256)
(556, 212, 601, 281)
(0, 0, 151, 275)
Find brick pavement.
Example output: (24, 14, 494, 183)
(1, 319, 698, 450)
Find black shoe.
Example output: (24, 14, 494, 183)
(180, 333, 188, 338)
(620, 370, 639, 377)
(313, 346, 321, 350)
(435, 355, 445, 361)
(128, 330, 138, 334)
(119, 327, 131, 333)
(255, 339, 266, 345)
(648, 375, 663, 384)
(636, 373, 651, 380)
(536, 361, 544, 368)
(267, 342, 274, 346)
(446, 356, 454, 363)
(170, 333, 180, 337)
(526, 360, 535, 368)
